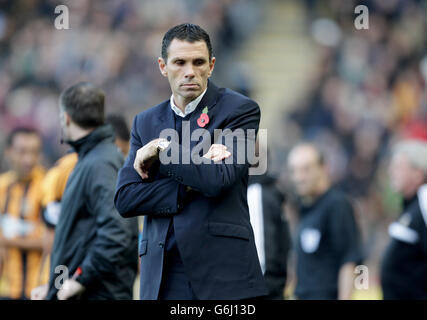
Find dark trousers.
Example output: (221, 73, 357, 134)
(158, 229, 197, 300)
(158, 267, 197, 300)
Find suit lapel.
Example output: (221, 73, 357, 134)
(155, 101, 176, 142)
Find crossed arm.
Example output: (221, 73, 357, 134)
(114, 101, 260, 218)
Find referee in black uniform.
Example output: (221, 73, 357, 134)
(381, 140, 427, 299)
(287, 143, 363, 300)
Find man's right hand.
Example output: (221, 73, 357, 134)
(134, 138, 167, 179)
(31, 284, 48, 300)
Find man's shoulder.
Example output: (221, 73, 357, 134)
(322, 187, 353, 212)
(211, 87, 260, 124)
(84, 140, 123, 169)
(219, 87, 258, 109)
(56, 152, 78, 168)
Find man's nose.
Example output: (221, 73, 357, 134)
(23, 153, 36, 167)
(184, 65, 195, 78)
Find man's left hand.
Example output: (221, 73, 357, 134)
(57, 279, 85, 300)
(203, 144, 231, 162)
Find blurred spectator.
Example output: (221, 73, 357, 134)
(0, 127, 48, 299)
(40, 112, 130, 231)
(105, 113, 131, 157)
(287, 143, 363, 300)
(38, 112, 132, 298)
(0, 0, 261, 170)
(31, 83, 137, 300)
(280, 0, 427, 292)
(381, 140, 427, 299)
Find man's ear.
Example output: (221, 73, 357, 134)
(208, 57, 216, 78)
(158, 57, 168, 77)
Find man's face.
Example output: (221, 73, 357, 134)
(158, 39, 215, 105)
(288, 147, 325, 197)
(7, 133, 42, 179)
(389, 153, 423, 196)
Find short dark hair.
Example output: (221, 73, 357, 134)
(105, 114, 130, 142)
(7, 127, 41, 147)
(161, 23, 213, 62)
(60, 82, 105, 129)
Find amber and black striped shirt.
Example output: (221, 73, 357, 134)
(0, 167, 46, 299)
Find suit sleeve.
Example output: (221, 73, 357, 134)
(158, 101, 260, 198)
(114, 116, 183, 218)
(77, 160, 138, 287)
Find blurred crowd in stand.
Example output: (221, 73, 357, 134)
(279, 0, 427, 286)
(1, 0, 427, 298)
(0, 0, 262, 168)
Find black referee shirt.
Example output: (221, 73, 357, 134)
(295, 187, 363, 300)
(381, 187, 427, 299)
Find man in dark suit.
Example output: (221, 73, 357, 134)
(114, 23, 267, 300)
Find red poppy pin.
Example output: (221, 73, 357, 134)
(197, 106, 210, 128)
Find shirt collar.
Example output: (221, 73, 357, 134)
(170, 88, 207, 117)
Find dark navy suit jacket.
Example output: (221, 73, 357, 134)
(114, 81, 268, 299)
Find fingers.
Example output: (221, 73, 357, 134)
(31, 285, 47, 300)
(31, 289, 40, 300)
(57, 290, 65, 300)
(203, 144, 226, 157)
(211, 150, 231, 162)
(203, 144, 232, 162)
(57, 280, 69, 300)
(133, 157, 147, 179)
(133, 139, 164, 179)
(57, 280, 73, 300)
(57, 280, 84, 300)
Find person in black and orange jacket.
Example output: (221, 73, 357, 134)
(0, 127, 48, 299)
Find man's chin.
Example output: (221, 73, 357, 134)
(17, 168, 33, 180)
(181, 90, 201, 100)
(296, 188, 310, 198)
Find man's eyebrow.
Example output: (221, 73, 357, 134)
(170, 56, 207, 62)
(170, 57, 184, 63)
